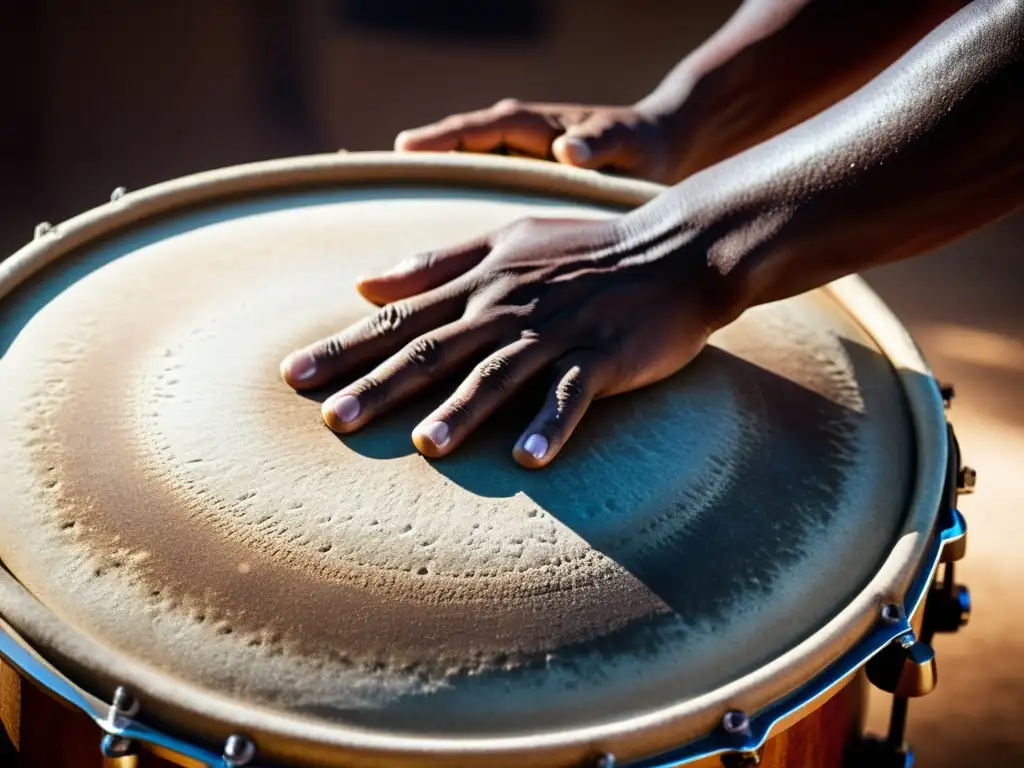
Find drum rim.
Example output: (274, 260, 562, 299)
(0, 152, 947, 767)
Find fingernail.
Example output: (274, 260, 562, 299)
(281, 350, 317, 383)
(562, 137, 592, 164)
(326, 394, 361, 424)
(419, 421, 450, 448)
(523, 434, 548, 460)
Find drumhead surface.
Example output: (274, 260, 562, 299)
(0, 154, 940, 766)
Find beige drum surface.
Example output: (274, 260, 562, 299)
(0, 155, 936, 765)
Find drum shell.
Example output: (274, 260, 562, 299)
(0, 656, 866, 768)
(0, 152, 948, 768)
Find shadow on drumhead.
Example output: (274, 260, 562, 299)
(330, 339, 916, 627)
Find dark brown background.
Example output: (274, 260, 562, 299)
(1, 2, 1021, 765)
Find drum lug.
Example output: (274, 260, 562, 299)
(717, 710, 763, 766)
(924, 582, 971, 635)
(110, 186, 128, 202)
(593, 752, 616, 767)
(865, 631, 937, 698)
(33, 221, 54, 240)
(99, 685, 140, 758)
(222, 733, 257, 767)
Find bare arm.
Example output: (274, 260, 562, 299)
(396, 0, 966, 182)
(630, 0, 1024, 312)
(284, 0, 1023, 468)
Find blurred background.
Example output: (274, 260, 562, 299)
(1, 1, 1021, 765)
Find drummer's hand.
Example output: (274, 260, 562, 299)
(394, 100, 679, 184)
(280, 217, 732, 468)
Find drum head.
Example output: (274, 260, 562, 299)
(0, 154, 943, 766)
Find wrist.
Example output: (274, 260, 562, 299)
(611, 196, 781, 334)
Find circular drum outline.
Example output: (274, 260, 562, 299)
(0, 152, 950, 767)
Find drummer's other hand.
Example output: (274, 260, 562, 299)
(281, 216, 736, 468)
(394, 100, 678, 184)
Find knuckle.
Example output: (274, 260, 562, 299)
(403, 335, 446, 374)
(315, 335, 347, 361)
(369, 302, 411, 335)
(475, 354, 517, 394)
(553, 365, 588, 416)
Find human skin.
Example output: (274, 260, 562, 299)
(392, 0, 966, 183)
(281, 0, 1023, 469)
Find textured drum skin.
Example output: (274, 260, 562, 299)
(0, 155, 941, 767)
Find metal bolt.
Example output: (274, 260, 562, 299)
(110, 186, 128, 202)
(595, 752, 616, 768)
(958, 466, 977, 494)
(34, 222, 53, 240)
(881, 602, 906, 625)
(111, 685, 139, 717)
(898, 630, 917, 650)
(223, 734, 256, 767)
(722, 709, 751, 738)
(100, 733, 134, 758)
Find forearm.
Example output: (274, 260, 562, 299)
(638, 0, 967, 180)
(625, 0, 1024, 322)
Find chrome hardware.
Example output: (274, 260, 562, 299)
(110, 685, 139, 717)
(595, 752, 617, 767)
(881, 602, 905, 625)
(223, 733, 256, 767)
(957, 466, 977, 494)
(100, 733, 135, 758)
(719, 710, 760, 766)
(924, 583, 971, 635)
(866, 631, 937, 698)
(33, 222, 53, 240)
(110, 186, 128, 202)
(721, 710, 751, 738)
(99, 685, 140, 757)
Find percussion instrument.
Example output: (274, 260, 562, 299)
(0, 153, 974, 767)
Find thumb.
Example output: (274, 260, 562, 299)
(551, 117, 638, 172)
(355, 238, 489, 306)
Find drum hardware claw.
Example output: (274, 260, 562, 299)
(866, 631, 937, 698)
(110, 186, 128, 202)
(34, 221, 54, 240)
(880, 602, 905, 625)
(957, 466, 977, 494)
(223, 733, 256, 766)
(594, 752, 616, 767)
(99, 685, 140, 757)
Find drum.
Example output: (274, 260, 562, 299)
(0, 153, 971, 768)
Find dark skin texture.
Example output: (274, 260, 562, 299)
(394, 0, 967, 183)
(281, 0, 1024, 468)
